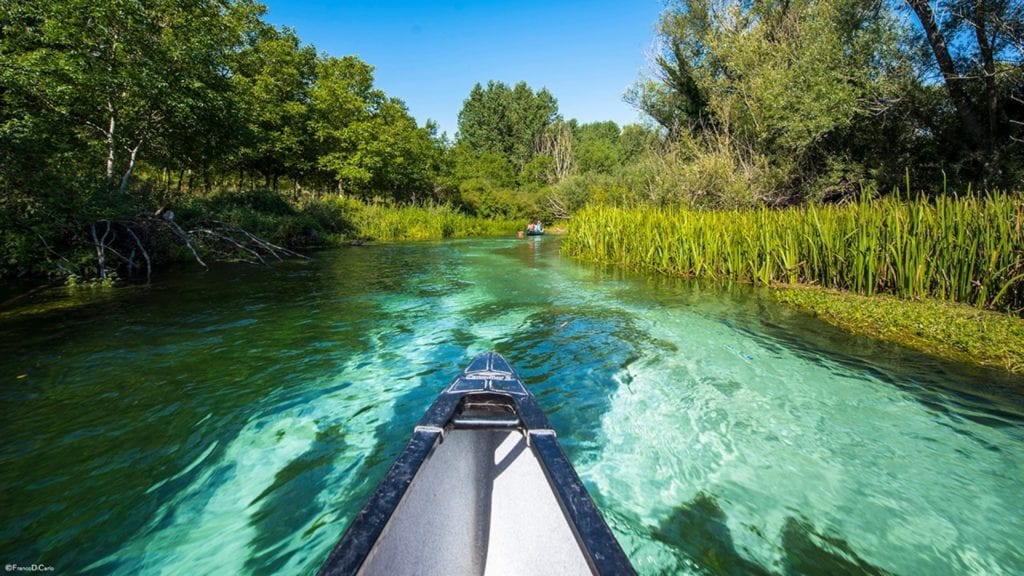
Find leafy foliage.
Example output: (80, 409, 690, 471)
(456, 81, 559, 172)
(627, 0, 1024, 205)
(0, 0, 453, 277)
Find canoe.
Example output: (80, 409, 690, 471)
(317, 352, 635, 576)
(525, 230, 544, 236)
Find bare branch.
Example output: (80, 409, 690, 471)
(90, 223, 107, 279)
(122, 224, 151, 282)
(192, 229, 266, 264)
(164, 219, 209, 269)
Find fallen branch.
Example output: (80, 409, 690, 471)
(90, 222, 108, 279)
(191, 228, 266, 265)
(164, 218, 208, 270)
(206, 220, 310, 260)
(189, 220, 309, 263)
(123, 224, 152, 282)
(53, 213, 311, 282)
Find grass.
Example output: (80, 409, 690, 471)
(771, 285, 1024, 373)
(184, 190, 522, 245)
(563, 192, 1024, 312)
(351, 202, 521, 241)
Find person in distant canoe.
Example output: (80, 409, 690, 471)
(526, 220, 543, 235)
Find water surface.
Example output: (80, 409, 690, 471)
(1, 238, 1022, 575)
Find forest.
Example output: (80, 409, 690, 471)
(1, 0, 1022, 281)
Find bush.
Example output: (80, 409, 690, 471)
(457, 178, 532, 219)
(201, 188, 296, 216)
(352, 201, 520, 241)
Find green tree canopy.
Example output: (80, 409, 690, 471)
(456, 80, 560, 172)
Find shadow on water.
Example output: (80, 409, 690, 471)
(654, 493, 891, 576)
(0, 247, 422, 571)
(244, 425, 347, 576)
(499, 305, 676, 460)
(653, 493, 771, 576)
(588, 263, 1024, 419)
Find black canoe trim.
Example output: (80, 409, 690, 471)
(531, 431, 635, 575)
(317, 352, 635, 576)
(317, 428, 441, 576)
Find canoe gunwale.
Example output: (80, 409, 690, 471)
(317, 352, 635, 576)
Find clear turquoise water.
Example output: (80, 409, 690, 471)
(1, 238, 1022, 575)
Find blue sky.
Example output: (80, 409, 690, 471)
(260, 0, 663, 138)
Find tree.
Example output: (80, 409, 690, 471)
(0, 0, 256, 196)
(537, 120, 576, 182)
(631, 0, 905, 200)
(905, 0, 1024, 162)
(625, 7, 711, 135)
(309, 56, 439, 200)
(230, 24, 317, 192)
(456, 80, 560, 172)
(575, 121, 624, 175)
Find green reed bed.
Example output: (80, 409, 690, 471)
(351, 203, 521, 242)
(563, 194, 1024, 312)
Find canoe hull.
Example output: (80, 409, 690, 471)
(317, 352, 634, 576)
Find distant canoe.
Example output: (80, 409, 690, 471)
(317, 352, 635, 576)
(525, 230, 544, 236)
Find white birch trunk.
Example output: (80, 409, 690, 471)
(119, 139, 143, 194)
(105, 99, 116, 183)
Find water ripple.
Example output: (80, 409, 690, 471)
(1, 240, 1022, 575)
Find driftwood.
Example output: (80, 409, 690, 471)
(188, 220, 310, 264)
(80, 215, 308, 282)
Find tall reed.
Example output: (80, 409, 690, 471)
(563, 193, 1024, 312)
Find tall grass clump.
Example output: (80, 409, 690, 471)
(563, 193, 1024, 312)
(352, 202, 521, 241)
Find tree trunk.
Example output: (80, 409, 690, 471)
(118, 139, 143, 194)
(973, 0, 998, 148)
(906, 0, 987, 149)
(105, 99, 116, 184)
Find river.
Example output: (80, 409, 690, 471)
(1, 238, 1022, 575)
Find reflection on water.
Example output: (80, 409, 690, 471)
(1, 237, 1022, 575)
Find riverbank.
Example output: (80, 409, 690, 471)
(771, 285, 1024, 374)
(562, 195, 1024, 373)
(0, 190, 522, 282)
(181, 190, 521, 246)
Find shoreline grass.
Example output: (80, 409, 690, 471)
(349, 202, 521, 241)
(771, 284, 1024, 373)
